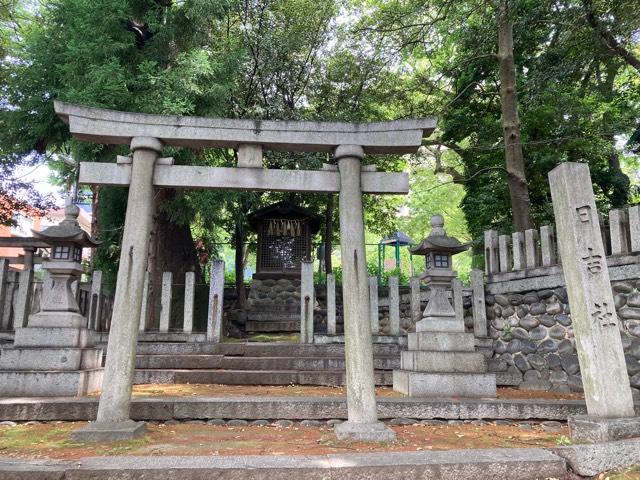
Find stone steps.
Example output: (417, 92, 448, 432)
(131, 342, 399, 386)
(245, 320, 300, 332)
(135, 354, 400, 370)
(133, 369, 393, 386)
(133, 342, 403, 356)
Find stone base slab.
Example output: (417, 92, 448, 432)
(408, 332, 475, 351)
(393, 370, 497, 398)
(568, 415, 640, 443)
(0, 369, 102, 397)
(400, 350, 487, 373)
(70, 420, 147, 442)
(552, 438, 640, 476)
(334, 420, 396, 442)
(0, 347, 103, 371)
(0, 447, 569, 480)
(2, 395, 629, 422)
(245, 320, 299, 333)
(314, 334, 407, 346)
(27, 311, 86, 328)
(416, 318, 464, 333)
(13, 327, 94, 348)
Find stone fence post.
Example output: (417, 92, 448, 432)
(300, 260, 314, 343)
(207, 259, 224, 343)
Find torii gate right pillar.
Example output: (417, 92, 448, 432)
(334, 145, 395, 442)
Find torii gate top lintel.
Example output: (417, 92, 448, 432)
(54, 101, 436, 155)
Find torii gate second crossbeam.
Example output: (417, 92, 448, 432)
(54, 101, 436, 443)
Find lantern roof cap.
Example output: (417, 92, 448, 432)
(409, 215, 470, 255)
(33, 197, 100, 247)
(248, 201, 322, 233)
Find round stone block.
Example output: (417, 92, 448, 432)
(539, 314, 555, 327)
(546, 354, 562, 370)
(520, 315, 540, 331)
(530, 325, 547, 341)
(527, 354, 546, 371)
(529, 303, 547, 316)
(549, 325, 566, 340)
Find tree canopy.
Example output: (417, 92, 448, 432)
(0, 0, 638, 283)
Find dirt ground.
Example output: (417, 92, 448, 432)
(0, 421, 569, 461)
(126, 384, 584, 400)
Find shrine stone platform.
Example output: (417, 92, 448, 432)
(1, 395, 627, 422)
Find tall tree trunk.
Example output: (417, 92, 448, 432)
(497, 1, 534, 232)
(234, 222, 247, 309)
(146, 189, 202, 330)
(324, 194, 333, 274)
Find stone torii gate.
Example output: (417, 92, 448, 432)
(54, 101, 436, 442)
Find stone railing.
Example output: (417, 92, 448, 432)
(97, 260, 226, 343)
(480, 204, 640, 393)
(0, 259, 109, 338)
(484, 205, 639, 276)
(316, 269, 488, 347)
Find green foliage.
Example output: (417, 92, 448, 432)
(351, 0, 639, 244)
(556, 435, 572, 446)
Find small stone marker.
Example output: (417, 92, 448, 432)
(0, 259, 9, 329)
(369, 276, 379, 334)
(159, 272, 172, 333)
(89, 270, 103, 331)
(549, 163, 635, 434)
(326, 273, 336, 335)
(540, 225, 556, 267)
(207, 259, 224, 343)
(470, 269, 487, 337)
(14, 269, 33, 329)
(609, 208, 630, 255)
(388, 275, 400, 336)
(498, 234, 511, 272)
(300, 260, 314, 343)
(512, 231, 525, 270)
(2, 271, 17, 330)
(183, 271, 195, 334)
(525, 228, 539, 269)
(629, 205, 640, 252)
(484, 229, 499, 274)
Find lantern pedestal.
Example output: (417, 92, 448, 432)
(0, 199, 103, 397)
(393, 215, 496, 398)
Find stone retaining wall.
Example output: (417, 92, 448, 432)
(486, 275, 640, 398)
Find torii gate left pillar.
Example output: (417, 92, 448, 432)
(73, 137, 162, 441)
(55, 102, 435, 442)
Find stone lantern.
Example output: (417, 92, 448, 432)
(393, 214, 497, 398)
(0, 198, 104, 397)
(409, 214, 469, 332)
(30, 199, 100, 326)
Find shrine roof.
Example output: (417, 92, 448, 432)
(248, 201, 322, 233)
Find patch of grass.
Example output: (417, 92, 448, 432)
(600, 465, 640, 480)
(248, 333, 300, 342)
(0, 425, 75, 450)
(95, 436, 153, 456)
